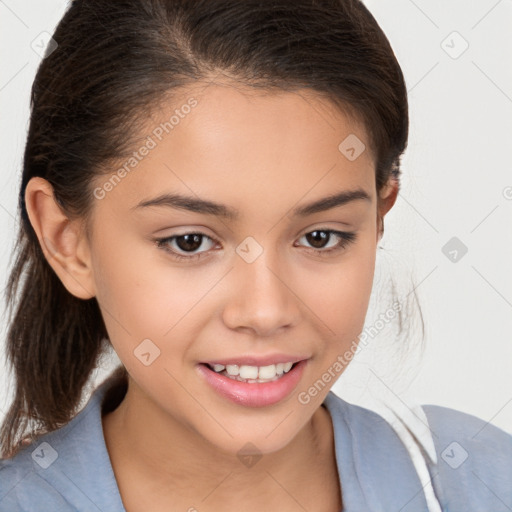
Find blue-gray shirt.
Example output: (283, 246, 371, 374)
(1, 376, 511, 511)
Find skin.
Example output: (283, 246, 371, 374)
(25, 80, 398, 511)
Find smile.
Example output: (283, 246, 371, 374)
(198, 359, 308, 407)
(207, 362, 295, 383)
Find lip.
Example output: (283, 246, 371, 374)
(197, 359, 308, 407)
(202, 354, 308, 367)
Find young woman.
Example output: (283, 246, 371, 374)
(1, 1, 511, 511)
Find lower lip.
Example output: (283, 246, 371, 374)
(197, 360, 308, 407)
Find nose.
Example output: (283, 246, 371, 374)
(221, 246, 300, 337)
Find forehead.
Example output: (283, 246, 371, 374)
(93, 81, 376, 218)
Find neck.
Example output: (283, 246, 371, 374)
(101, 378, 341, 511)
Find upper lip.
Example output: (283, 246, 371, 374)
(202, 354, 308, 367)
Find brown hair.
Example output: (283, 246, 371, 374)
(1, 0, 411, 459)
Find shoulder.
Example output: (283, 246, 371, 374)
(325, 392, 512, 466)
(325, 392, 512, 510)
(0, 423, 82, 511)
(422, 402, 512, 458)
(421, 403, 512, 510)
(0, 376, 126, 512)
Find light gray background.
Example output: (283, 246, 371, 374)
(1, 0, 511, 433)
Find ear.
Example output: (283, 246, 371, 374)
(376, 177, 399, 242)
(24, 177, 96, 299)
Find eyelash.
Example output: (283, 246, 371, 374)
(154, 228, 357, 262)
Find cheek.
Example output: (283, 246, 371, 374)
(297, 234, 377, 344)
(89, 230, 181, 353)
(92, 223, 188, 325)
(301, 236, 376, 325)
(90, 230, 221, 374)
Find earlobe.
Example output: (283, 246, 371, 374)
(24, 177, 96, 300)
(377, 215, 385, 242)
(376, 177, 399, 242)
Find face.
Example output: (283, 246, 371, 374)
(82, 81, 394, 457)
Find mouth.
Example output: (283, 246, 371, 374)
(197, 359, 308, 407)
(202, 361, 299, 383)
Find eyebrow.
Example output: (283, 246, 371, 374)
(133, 188, 371, 220)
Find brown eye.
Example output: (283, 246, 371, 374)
(174, 234, 204, 252)
(305, 230, 330, 249)
(296, 229, 357, 255)
(155, 232, 217, 261)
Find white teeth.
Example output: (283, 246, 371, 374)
(283, 362, 293, 373)
(258, 364, 276, 379)
(225, 364, 239, 376)
(239, 365, 259, 379)
(210, 361, 296, 380)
